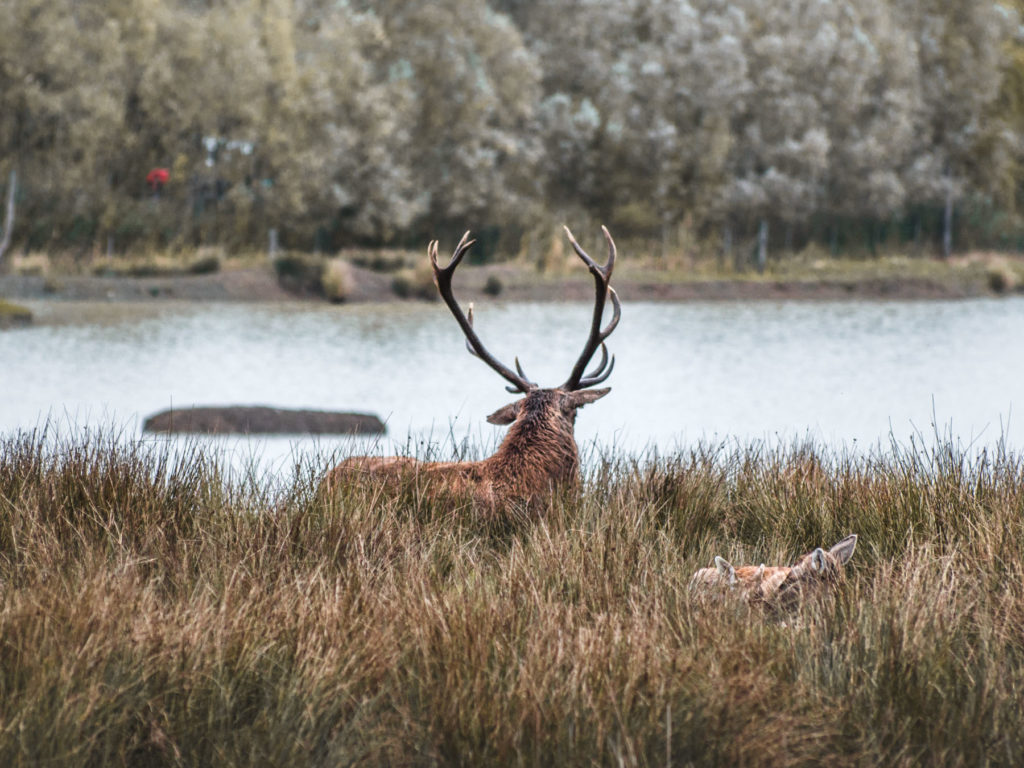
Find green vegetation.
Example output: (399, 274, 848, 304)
(2, 430, 1023, 765)
(0, 299, 31, 328)
(1, 1, 1022, 263)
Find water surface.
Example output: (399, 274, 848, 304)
(2, 298, 1022, 468)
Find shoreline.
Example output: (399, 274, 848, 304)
(1, 258, 1021, 306)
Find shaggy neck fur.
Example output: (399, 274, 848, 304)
(485, 389, 579, 491)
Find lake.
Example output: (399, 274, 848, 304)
(2, 298, 1023, 470)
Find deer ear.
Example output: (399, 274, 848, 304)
(566, 388, 610, 409)
(810, 548, 828, 572)
(486, 400, 523, 425)
(829, 534, 858, 565)
(714, 556, 736, 585)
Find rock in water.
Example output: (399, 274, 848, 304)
(143, 406, 385, 435)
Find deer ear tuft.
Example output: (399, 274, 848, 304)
(829, 534, 858, 565)
(486, 400, 522, 425)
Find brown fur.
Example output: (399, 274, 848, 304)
(321, 388, 609, 515)
(691, 534, 858, 609)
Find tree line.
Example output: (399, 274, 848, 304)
(1, 0, 1022, 263)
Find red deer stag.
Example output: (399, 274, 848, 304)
(321, 226, 621, 515)
(691, 534, 858, 610)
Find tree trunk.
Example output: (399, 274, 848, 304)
(942, 183, 954, 259)
(756, 218, 768, 275)
(721, 223, 732, 271)
(0, 169, 16, 272)
(268, 227, 279, 260)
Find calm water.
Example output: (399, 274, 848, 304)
(2, 298, 1023, 468)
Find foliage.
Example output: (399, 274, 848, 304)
(2, 430, 1024, 764)
(0, 0, 1021, 258)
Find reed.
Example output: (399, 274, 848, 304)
(1, 428, 1023, 765)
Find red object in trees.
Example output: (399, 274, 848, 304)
(146, 167, 169, 190)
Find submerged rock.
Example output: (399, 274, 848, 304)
(143, 405, 385, 435)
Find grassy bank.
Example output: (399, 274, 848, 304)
(5, 247, 1024, 305)
(1, 431, 1024, 765)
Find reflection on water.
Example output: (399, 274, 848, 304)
(2, 298, 1023, 469)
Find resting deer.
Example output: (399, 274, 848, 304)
(321, 226, 621, 515)
(691, 534, 858, 609)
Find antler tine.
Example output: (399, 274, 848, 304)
(561, 226, 621, 390)
(430, 234, 535, 393)
(465, 304, 480, 358)
(578, 354, 615, 388)
(583, 342, 609, 381)
(430, 231, 474, 273)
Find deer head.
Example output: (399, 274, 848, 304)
(691, 534, 858, 607)
(429, 226, 620, 450)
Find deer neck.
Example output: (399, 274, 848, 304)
(488, 403, 578, 484)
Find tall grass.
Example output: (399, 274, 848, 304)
(2, 429, 1023, 765)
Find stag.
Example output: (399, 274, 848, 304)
(321, 226, 621, 515)
(691, 535, 858, 610)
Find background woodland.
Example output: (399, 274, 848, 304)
(2, 0, 1023, 261)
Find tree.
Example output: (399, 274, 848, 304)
(893, 0, 1013, 257)
(357, 0, 543, 247)
(0, 0, 125, 247)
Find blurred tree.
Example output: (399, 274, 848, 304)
(811, 0, 919, 252)
(722, 0, 834, 269)
(1, 0, 1023, 257)
(893, 0, 1013, 257)
(0, 0, 124, 249)
(356, 0, 543, 250)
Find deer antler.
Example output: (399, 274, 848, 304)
(430, 232, 536, 394)
(561, 225, 621, 391)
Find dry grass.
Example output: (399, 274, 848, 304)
(2, 430, 1024, 765)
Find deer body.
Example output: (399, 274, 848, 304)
(691, 535, 858, 608)
(322, 229, 619, 515)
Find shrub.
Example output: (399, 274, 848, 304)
(11, 253, 49, 277)
(483, 274, 504, 297)
(349, 251, 411, 272)
(0, 299, 32, 328)
(321, 259, 354, 302)
(391, 262, 437, 300)
(273, 252, 325, 295)
(986, 259, 1017, 294)
(187, 249, 223, 275)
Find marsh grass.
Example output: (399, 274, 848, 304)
(2, 429, 1024, 765)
